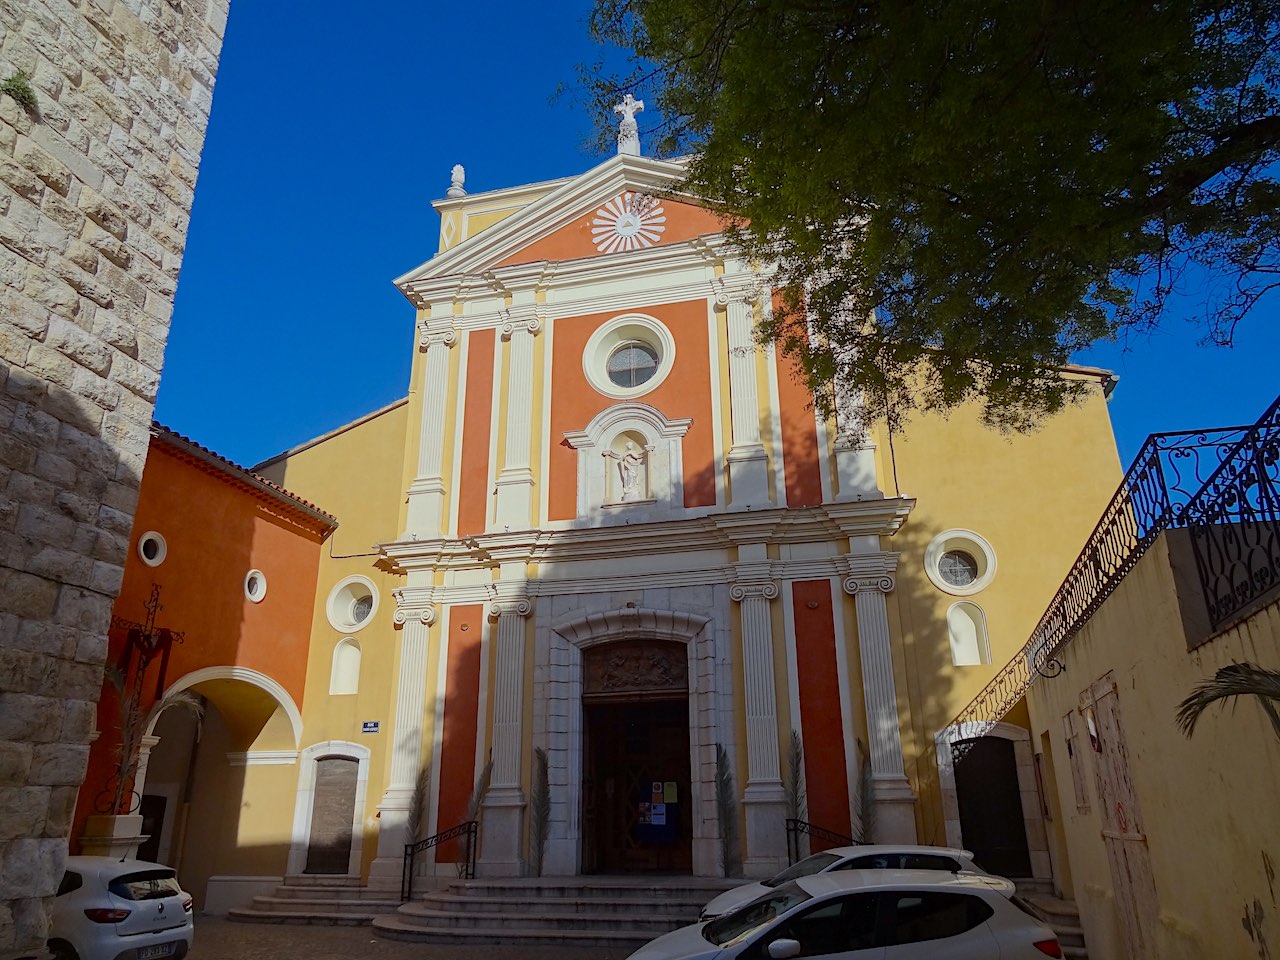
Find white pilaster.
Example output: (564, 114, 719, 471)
(494, 307, 542, 530)
(405, 318, 458, 537)
(731, 550, 786, 872)
(722, 286, 770, 506)
(132, 734, 162, 798)
(369, 592, 435, 889)
(832, 388, 883, 501)
(843, 557, 917, 842)
(479, 574, 532, 876)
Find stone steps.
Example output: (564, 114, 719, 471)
(228, 876, 403, 925)
(1021, 894, 1089, 959)
(373, 875, 740, 946)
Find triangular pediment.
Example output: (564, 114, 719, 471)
(393, 155, 725, 300)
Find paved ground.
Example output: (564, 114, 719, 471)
(190, 918, 636, 960)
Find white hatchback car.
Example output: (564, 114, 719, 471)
(48, 856, 194, 960)
(700, 845, 992, 921)
(633, 871, 1061, 960)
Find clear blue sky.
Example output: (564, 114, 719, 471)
(155, 0, 1279, 472)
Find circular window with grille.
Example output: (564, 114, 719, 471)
(925, 530, 997, 596)
(583, 314, 675, 399)
(326, 576, 379, 633)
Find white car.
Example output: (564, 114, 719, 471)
(632, 871, 1061, 960)
(700, 845, 993, 921)
(48, 856, 194, 960)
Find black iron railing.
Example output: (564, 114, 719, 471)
(401, 820, 477, 901)
(947, 423, 1254, 738)
(785, 818, 854, 865)
(1182, 395, 1280, 632)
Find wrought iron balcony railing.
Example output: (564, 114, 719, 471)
(1182, 394, 1280, 633)
(948, 420, 1256, 736)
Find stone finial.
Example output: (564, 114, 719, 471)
(447, 163, 466, 198)
(614, 94, 644, 156)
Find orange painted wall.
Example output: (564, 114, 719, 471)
(436, 605, 484, 861)
(792, 580, 851, 842)
(774, 332, 824, 507)
(495, 196, 725, 268)
(457, 329, 496, 536)
(77, 439, 327, 838)
(548, 300, 716, 521)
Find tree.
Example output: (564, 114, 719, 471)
(583, 0, 1280, 429)
(1177, 662, 1280, 739)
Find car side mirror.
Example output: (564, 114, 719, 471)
(768, 939, 802, 959)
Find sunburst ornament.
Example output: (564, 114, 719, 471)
(591, 192, 667, 253)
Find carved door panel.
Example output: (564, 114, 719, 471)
(1087, 675, 1159, 960)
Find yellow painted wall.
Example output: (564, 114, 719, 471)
(1027, 534, 1280, 960)
(880, 382, 1124, 839)
(255, 401, 413, 877)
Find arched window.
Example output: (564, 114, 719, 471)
(329, 638, 361, 695)
(947, 602, 991, 666)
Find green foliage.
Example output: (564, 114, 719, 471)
(585, 0, 1280, 429)
(1, 71, 37, 113)
(714, 743, 742, 878)
(1177, 662, 1280, 738)
(529, 747, 551, 876)
(783, 730, 806, 822)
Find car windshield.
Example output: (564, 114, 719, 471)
(762, 852, 842, 887)
(703, 882, 811, 947)
(108, 870, 182, 901)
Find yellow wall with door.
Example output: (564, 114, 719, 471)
(879, 379, 1123, 844)
(1027, 533, 1280, 960)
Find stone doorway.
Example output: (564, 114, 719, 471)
(581, 639, 692, 874)
(952, 736, 1033, 877)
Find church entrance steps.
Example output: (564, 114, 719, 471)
(1012, 876, 1056, 896)
(227, 876, 402, 925)
(1019, 894, 1089, 960)
(372, 875, 741, 947)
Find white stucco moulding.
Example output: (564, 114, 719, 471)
(151, 665, 303, 748)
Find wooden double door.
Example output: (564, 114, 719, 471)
(583, 697, 692, 874)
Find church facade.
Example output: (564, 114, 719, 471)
(240, 137, 1124, 896)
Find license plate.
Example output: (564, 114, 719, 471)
(137, 944, 174, 960)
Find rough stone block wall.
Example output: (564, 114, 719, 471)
(0, 1, 228, 956)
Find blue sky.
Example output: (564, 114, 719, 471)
(156, 0, 1278, 472)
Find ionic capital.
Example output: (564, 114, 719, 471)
(499, 307, 543, 340)
(488, 597, 533, 620)
(714, 276, 762, 307)
(843, 574, 895, 596)
(730, 581, 779, 603)
(392, 588, 437, 626)
(417, 319, 460, 350)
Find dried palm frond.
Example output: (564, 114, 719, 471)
(853, 738, 875, 844)
(405, 763, 433, 845)
(784, 730, 806, 822)
(715, 743, 741, 878)
(529, 748, 551, 876)
(1177, 662, 1280, 739)
(459, 754, 495, 877)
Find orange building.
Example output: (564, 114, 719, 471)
(75, 425, 335, 911)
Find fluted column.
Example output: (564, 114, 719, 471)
(405, 319, 458, 537)
(844, 560, 917, 842)
(493, 309, 542, 530)
(368, 591, 436, 888)
(721, 283, 770, 506)
(479, 590, 533, 875)
(731, 560, 787, 872)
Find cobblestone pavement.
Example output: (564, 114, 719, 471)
(190, 918, 636, 960)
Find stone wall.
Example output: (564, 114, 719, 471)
(0, 1, 229, 956)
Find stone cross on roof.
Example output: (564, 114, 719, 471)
(615, 94, 644, 156)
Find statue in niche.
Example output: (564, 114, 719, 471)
(603, 441, 649, 501)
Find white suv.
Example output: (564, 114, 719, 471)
(48, 857, 194, 960)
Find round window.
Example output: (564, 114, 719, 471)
(137, 531, 167, 567)
(924, 530, 997, 596)
(326, 576, 379, 633)
(938, 550, 978, 588)
(244, 569, 267, 603)
(607, 341, 659, 388)
(582, 314, 676, 399)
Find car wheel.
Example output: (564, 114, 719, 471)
(48, 940, 78, 960)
